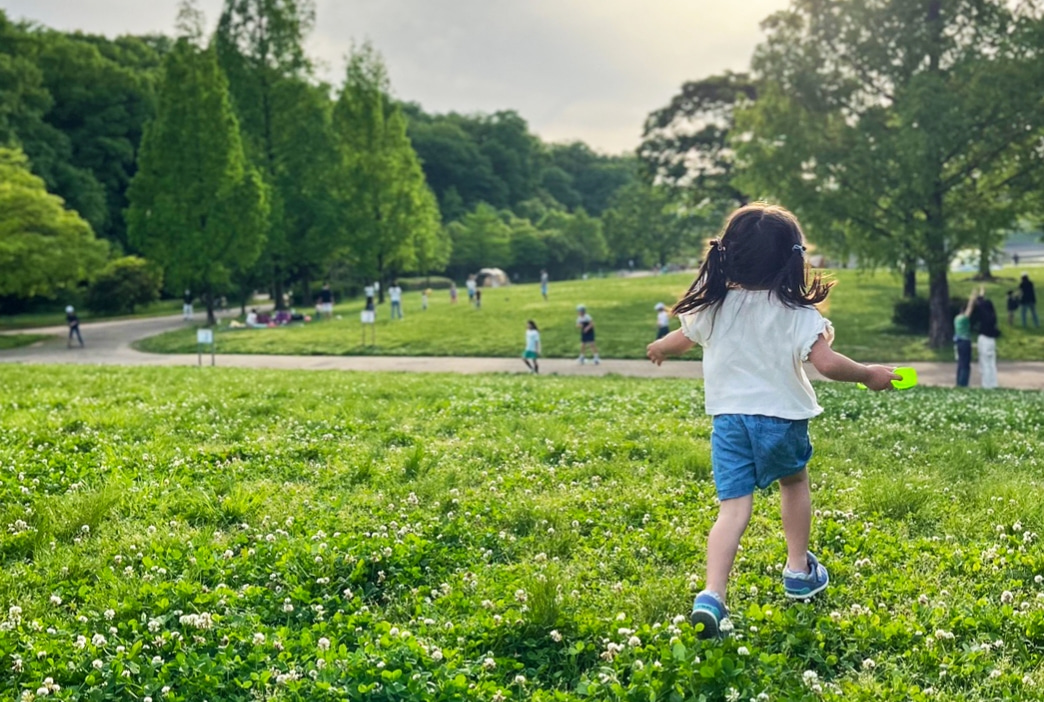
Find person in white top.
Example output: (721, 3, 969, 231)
(646, 203, 900, 640)
(389, 283, 403, 320)
(521, 320, 541, 373)
(654, 302, 670, 339)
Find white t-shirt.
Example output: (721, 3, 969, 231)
(525, 329, 540, 352)
(389, 286, 402, 302)
(364, 285, 374, 298)
(467, 279, 477, 293)
(679, 289, 834, 420)
(657, 310, 670, 328)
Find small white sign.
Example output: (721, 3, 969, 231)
(197, 328, 214, 344)
(360, 310, 375, 324)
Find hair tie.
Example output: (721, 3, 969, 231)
(792, 244, 806, 254)
(710, 239, 724, 253)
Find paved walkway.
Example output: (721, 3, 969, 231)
(3, 314, 1044, 389)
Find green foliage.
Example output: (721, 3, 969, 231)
(126, 39, 268, 324)
(538, 208, 607, 276)
(891, 296, 966, 334)
(447, 204, 512, 274)
(0, 146, 107, 302)
(4, 366, 1044, 699)
(602, 182, 699, 268)
(85, 255, 162, 314)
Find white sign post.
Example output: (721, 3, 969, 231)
(360, 310, 376, 346)
(197, 328, 215, 366)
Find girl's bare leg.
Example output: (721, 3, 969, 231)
(704, 494, 753, 598)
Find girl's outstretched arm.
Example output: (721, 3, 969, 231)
(647, 329, 694, 365)
(807, 336, 898, 390)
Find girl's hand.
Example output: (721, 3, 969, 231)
(647, 340, 667, 366)
(863, 365, 901, 391)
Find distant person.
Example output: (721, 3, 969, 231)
(522, 320, 541, 374)
(645, 203, 899, 640)
(655, 302, 670, 339)
(182, 289, 193, 320)
(474, 287, 482, 309)
(576, 305, 599, 364)
(1019, 273, 1038, 328)
(970, 287, 1001, 389)
(246, 308, 265, 328)
(466, 275, 477, 305)
(1013, 252, 1020, 266)
(389, 282, 404, 319)
(363, 283, 375, 312)
(540, 269, 549, 300)
(65, 305, 83, 348)
(954, 291, 976, 387)
(422, 288, 431, 311)
(449, 282, 458, 304)
(1006, 290, 1020, 326)
(317, 282, 334, 321)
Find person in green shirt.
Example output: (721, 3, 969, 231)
(954, 290, 976, 387)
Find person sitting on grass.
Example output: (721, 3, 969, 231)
(522, 320, 541, 374)
(646, 203, 899, 640)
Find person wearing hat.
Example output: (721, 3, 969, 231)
(1019, 272, 1038, 328)
(655, 302, 671, 340)
(576, 304, 599, 364)
(65, 306, 83, 348)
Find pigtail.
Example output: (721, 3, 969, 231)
(672, 239, 730, 316)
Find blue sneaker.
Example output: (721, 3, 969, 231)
(690, 590, 728, 639)
(783, 551, 829, 599)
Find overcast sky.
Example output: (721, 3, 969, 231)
(3, 0, 791, 153)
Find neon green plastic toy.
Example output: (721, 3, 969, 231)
(857, 366, 917, 390)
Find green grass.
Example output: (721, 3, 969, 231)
(0, 333, 50, 350)
(0, 299, 184, 331)
(2, 365, 1044, 700)
(135, 269, 1044, 362)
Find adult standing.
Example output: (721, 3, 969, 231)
(576, 304, 600, 365)
(971, 287, 1001, 389)
(540, 269, 549, 301)
(389, 282, 404, 319)
(182, 289, 193, 320)
(363, 283, 375, 312)
(1019, 273, 1038, 328)
(953, 291, 975, 387)
(317, 282, 334, 321)
(66, 305, 84, 348)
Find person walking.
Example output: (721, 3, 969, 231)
(1019, 273, 1038, 328)
(540, 269, 549, 301)
(182, 289, 194, 320)
(317, 283, 334, 321)
(646, 203, 899, 639)
(66, 305, 84, 348)
(655, 302, 670, 340)
(466, 275, 477, 305)
(449, 282, 458, 304)
(389, 282, 404, 320)
(954, 290, 975, 387)
(971, 287, 1001, 389)
(576, 305, 599, 364)
(522, 320, 541, 374)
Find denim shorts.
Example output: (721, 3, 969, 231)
(711, 414, 813, 500)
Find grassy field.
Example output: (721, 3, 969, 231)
(136, 270, 1044, 362)
(2, 365, 1044, 700)
(0, 300, 184, 331)
(0, 333, 49, 350)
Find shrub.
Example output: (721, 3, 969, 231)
(86, 256, 163, 314)
(394, 276, 455, 291)
(891, 295, 965, 333)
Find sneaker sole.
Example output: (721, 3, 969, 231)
(784, 579, 829, 600)
(690, 609, 720, 639)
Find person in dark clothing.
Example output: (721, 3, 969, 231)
(970, 288, 1000, 388)
(317, 282, 334, 321)
(1019, 273, 1038, 328)
(182, 290, 194, 320)
(66, 306, 84, 348)
(1006, 290, 1020, 326)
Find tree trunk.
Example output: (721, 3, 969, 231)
(206, 290, 217, 327)
(273, 278, 286, 311)
(377, 253, 385, 304)
(902, 259, 917, 298)
(977, 241, 994, 280)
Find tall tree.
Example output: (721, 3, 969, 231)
(333, 44, 442, 299)
(0, 146, 107, 304)
(446, 203, 512, 275)
(602, 182, 698, 269)
(215, 0, 315, 307)
(126, 39, 268, 325)
(736, 0, 1044, 347)
(538, 209, 607, 277)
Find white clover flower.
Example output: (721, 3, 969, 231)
(628, 635, 641, 647)
(104, 609, 115, 621)
(482, 657, 496, 670)
(862, 658, 876, 670)
(431, 648, 443, 662)
(152, 656, 163, 665)
(91, 634, 107, 647)
(737, 646, 750, 656)
(1035, 575, 1043, 585)
(317, 637, 330, 651)
(92, 659, 103, 670)
(725, 687, 740, 702)
(1001, 591, 1014, 604)
(513, 675, 526, 685)
(550, 630, 562, 642)
(252, 632, 265, 645)
(49, 595, 61, 606)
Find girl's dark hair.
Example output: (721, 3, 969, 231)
(527, 319, 538, 330)
(673, 203, 833, 317)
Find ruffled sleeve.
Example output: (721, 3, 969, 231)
(679, 311, 704, 345)
(798, 309, 834, 361)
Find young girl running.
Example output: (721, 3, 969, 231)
(522, 320, 541, 373)
(646, 203, 898, 639)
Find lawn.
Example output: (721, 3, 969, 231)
(135, 269, 1044, 362)
(0, 333, 50, 350)
(2, 365, 1044, 700)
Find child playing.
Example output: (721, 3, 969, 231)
(522, 320, 541, 373)
(422, 288, 431, 311)
(655, 302, 670, 339)
(576, 305, 599, 364)
(646, 203, 898, 639)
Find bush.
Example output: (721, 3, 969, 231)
(394, 276, 455, 291)
(86, 256, 163, 314)
(891, 295, 966, 333)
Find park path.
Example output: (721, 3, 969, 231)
(2, 313, 1044, 389)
